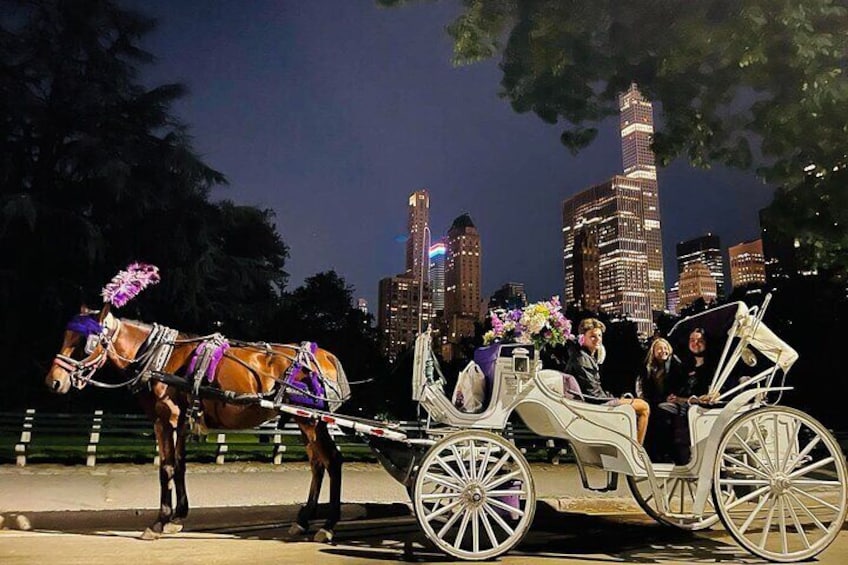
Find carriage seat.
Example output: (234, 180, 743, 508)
(450, 344, 508, 413)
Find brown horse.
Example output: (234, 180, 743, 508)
(45, 304, 348, 542)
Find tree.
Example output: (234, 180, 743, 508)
(0, 0, 288, 409)
(381, 0, 848, 277)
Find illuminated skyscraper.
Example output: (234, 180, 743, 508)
(729, 239, 767, 289)
(562, 177, 653, 335)
(619, 84, 666, 312)
(677, 234, 725, 300)
(406, 189, 430, 282)
(444, 213, 481, 343)
(678, 261, 718, 309)
(428, 241, 446, 312)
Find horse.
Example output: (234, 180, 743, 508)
(45, 304, 349, 542)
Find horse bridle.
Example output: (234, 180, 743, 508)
(52, 314, 121, 389)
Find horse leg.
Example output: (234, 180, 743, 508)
(164, 412, 189, 534)
(289, 426, 325, 536)
(141, 415, 177, 540)
(314, 422, 343, 543)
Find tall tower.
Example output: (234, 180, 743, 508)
(562, 177, 653, 336)
(619, 84, 666, 312)
(444, 213, 481, 343)
(678, 261, 718, 309)
(677, 234, 725, 300)
(406, 189, 430, 282)
(428, 241, 446, 313)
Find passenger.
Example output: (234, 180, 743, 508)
(637, 337, 683, 462)
(565, 318, 650, 445)
(659, 328, 718, 464)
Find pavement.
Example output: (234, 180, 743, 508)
(0, 461, 638, 531)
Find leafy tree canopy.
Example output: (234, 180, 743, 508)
(0, 0, 288, 408)
(381, 0, 848, 277)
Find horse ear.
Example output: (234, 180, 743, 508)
(80, 304, 90, 315)
(98, 302, 111, 322)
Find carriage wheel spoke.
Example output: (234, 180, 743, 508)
(449, 444, 470, 481)
(733, 430, 772, 472)
(468, 440, 478, 482)
(479, 504, 499, 548)
(481, 452, 511, 485)
(436, 501, 465, 537)
(723, 485, 771, 511)
(425, 470, 463, 492)
(482, 501, 515, 536)
(784, 494, 812, 549)
(453, 505, 472, 550)
(426, 498, 464, 522)
(786, 490, 831, 533)
(723, 453, 771, 479)
(477, 442, 493, 482)
(780, 419, 801, 472)
(788, 485, 841, 513)
(421, 491, 462, 501)
(471, 508, 480, 553)
(719, 478, 769, 486)
(753, 423, 776, 472)
(487, 489, 527, 497)
(487, 497, 525, 517)
(434, 455, 465, 485)
(739, 492, 771, 535)
(788, 456, 834, 479)
(778, 496, 789, 554)
(787, 435, 821, 471)
(485, 469, 522, 491)
(758, 495, 779, 549)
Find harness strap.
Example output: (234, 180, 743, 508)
(186, 334, 229, 429)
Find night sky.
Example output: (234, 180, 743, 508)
(128, 0, 774, 312)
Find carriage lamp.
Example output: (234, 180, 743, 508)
(511, 347, 531, 377)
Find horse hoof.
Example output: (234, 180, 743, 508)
(314, 528, 334, 543)
(163, 522, 183, 534)
(288, 523, 307, 536)
(140, 528, 161, 540)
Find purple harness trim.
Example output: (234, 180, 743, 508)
(284, 342, 326, 409)
(187, 340, 230, 382)
(67, 315, 103, 337)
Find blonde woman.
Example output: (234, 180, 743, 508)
(637, 337, 682, 461)
(565, 318, 651, 444)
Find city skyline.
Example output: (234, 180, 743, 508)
(126, 1, 774, 313)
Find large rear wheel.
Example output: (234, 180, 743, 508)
(713, 406, 848, 562)
(412, 430, 535, 560)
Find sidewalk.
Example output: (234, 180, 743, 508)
(0, 462, 638, 531)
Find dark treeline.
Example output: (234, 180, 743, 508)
(0, 0, 387, 415)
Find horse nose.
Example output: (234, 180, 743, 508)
(51, 379, 62, 391)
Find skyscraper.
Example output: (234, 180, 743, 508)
(406, 189, 430, 282)
(428, 241, 446, 313)
(677, 234, 726, 300)
(562, 176, 653, 335)
(678, 261, 718, 309)
(619, 84, 666, 312)
(444, 213, 481, 344)
(488, 282, 527, 312)
(729, 239, 767, 289)
(378, 189, 432, 362)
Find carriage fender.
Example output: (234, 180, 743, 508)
(691, 387, 792, 516)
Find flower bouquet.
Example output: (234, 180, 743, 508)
(483, 296, 573, 352)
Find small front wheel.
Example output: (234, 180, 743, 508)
(412, 430, 535, 560)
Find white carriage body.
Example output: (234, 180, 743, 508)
(406, 298, 846, 562)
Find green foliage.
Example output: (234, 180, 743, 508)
(388, 0, 848, 275)
(0, 0, 288, 409)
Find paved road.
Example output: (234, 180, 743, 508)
(1, 462, 846, 564)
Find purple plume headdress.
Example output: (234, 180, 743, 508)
(101, 263, 161, 308)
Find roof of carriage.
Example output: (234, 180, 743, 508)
(669, 301, 798, 372)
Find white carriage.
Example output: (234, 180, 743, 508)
(368, 296, 847, 561)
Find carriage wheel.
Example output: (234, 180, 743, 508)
(627, 474, 732, 530)
(412, 430, 535, 560)
(713, 406, 848, 562)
